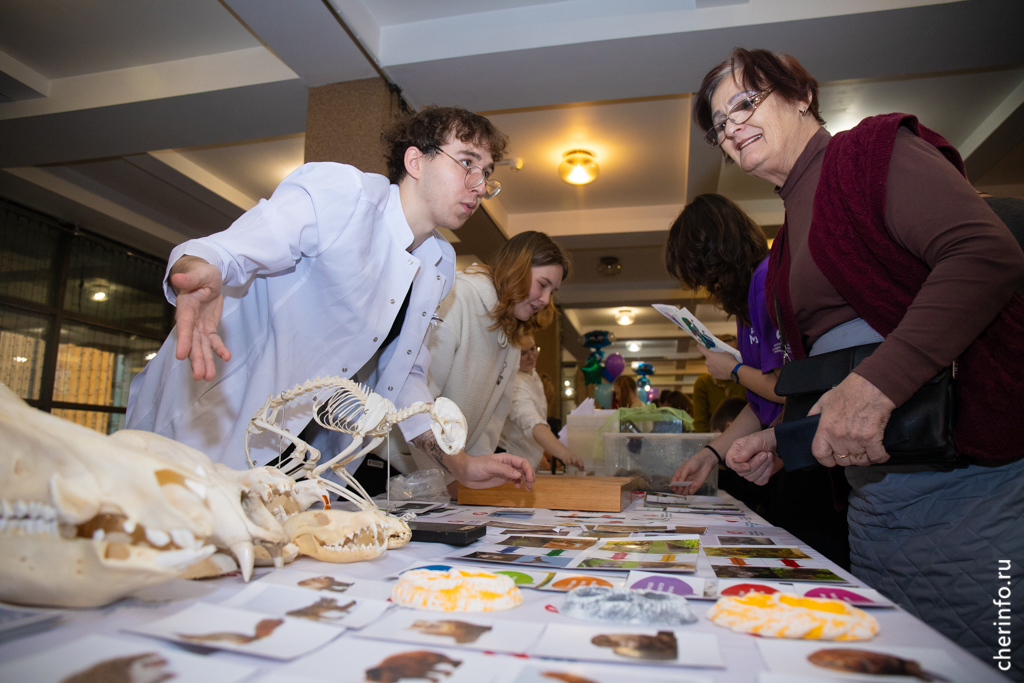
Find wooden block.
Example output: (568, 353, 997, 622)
(457, 476, 636, 512)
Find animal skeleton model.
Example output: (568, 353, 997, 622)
(245, 376, 467, 562)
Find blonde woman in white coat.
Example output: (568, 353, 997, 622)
(500, 335, 585, 472)
(411, 232, 571, 493)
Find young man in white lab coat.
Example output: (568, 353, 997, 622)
(127, 106, 533, 491)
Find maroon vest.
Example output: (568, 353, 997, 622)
(766, 113, 1024, 462)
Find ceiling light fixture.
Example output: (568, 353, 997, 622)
(91, 291, 107, 301)
(626, 341, 642, 353)
(597, 256, 622, 277)
(14, 356, 28, 363)
(616, 309, 635, 326)
(559, 149, 599, 185)
(145, 352, 157, 361)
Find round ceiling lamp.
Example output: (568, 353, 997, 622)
(559, 149, 599, 185)
(616, 309, 635, 326)
(626, 341, 642, 353)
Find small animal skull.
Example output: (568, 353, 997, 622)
(283, 510, 389, 563)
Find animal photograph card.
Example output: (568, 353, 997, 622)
(497, 535, 597, 550)
(0, 604, 64, 635)
(755, 639, 996, 683)
(257, 568, 394, 601)
(449, 535, 701, 573)
(221, 582, 391, 628)
(126, 602, 340, 660)
(356, 610, 545, 653)
(712, 565, 847, 583)
(0, 634, 255, 683)
(716, 536, 777, 545)
(702, 546, 810, 559)
(498, 660, 715, 683)
(530, 624, 724, 668)
(277, 635, 497, 683)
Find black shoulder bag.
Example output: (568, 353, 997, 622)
(770, 229, 961, 471)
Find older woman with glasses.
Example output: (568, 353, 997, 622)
(499, 335, 585, 471)
(694, 48, 1024, 661)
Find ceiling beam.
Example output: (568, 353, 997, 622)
(962, 78, 1024, 182)
(0, 79, 309, 168)
(0, 50, 50, 101)
(224, 0, 377, 87)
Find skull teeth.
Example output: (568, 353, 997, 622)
(0, 516, 59, 536)
(1, 499, 59, 523)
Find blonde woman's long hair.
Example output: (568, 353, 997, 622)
(465, 231, 571, 347)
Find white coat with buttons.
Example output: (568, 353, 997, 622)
(126, 163, 454, 468)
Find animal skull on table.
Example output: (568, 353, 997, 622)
(245, 376, 467, 562)
(109, 430, 295, 580)
(0, 383, 219, 607)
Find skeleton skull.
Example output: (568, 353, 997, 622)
(110, 430, 292, 581)
(0, 384, 218, 608)
(283, 510, 389, 563)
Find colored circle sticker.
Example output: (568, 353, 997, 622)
(495, 571, 536, 585)
(720, 583, 778, 596)
(629, 576, 694, 595)
(551, 576, 613, 590)
(804, 587, 873, 603)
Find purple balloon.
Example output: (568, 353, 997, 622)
(604, 353, 625, 380)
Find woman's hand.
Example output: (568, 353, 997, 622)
(670, 448, 717, 495)
(698, 346, 738, 382)
(808, 372, 895, 468)
(726, 428, 781, 486)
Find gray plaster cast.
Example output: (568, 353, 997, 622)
(562, 585, 697, 625)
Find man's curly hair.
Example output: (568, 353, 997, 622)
(382, 105, 509, 184)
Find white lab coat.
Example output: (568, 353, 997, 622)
(126, 163, 454, 469)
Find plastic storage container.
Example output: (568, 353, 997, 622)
(601, 432, 719, 494)
(567, 411, 616, 476)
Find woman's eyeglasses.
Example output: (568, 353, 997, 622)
(705, 88, 774, 148)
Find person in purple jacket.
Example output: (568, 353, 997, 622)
(664, 194, 851, 567)
(666, 194, 784, 489)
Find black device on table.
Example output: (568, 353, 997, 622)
(408, 522, 486, 546)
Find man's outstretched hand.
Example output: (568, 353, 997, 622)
(169, 256, 231, 381)
(457, 452, 536, 490)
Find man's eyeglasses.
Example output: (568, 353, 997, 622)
(431, 147, 501, 199)
(704, 87, 774, 148)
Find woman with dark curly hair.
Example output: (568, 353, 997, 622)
(666, 194, 785, 487)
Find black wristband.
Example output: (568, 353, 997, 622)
(706, 445, 723, 465)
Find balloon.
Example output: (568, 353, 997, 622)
(604, 353, 625, 380)
(593, 383, 614, 409)
(648, 387, 661, 401)
(581, 356, 605, 385)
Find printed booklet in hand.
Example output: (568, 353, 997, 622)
(652, 304, 741, 363)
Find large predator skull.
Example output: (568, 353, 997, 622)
(110, 430, 292, 581)
(283, 510, 390, 563)
(0, 384, 218, 608)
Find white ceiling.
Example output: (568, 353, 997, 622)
(1, 0, 1022, 391)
